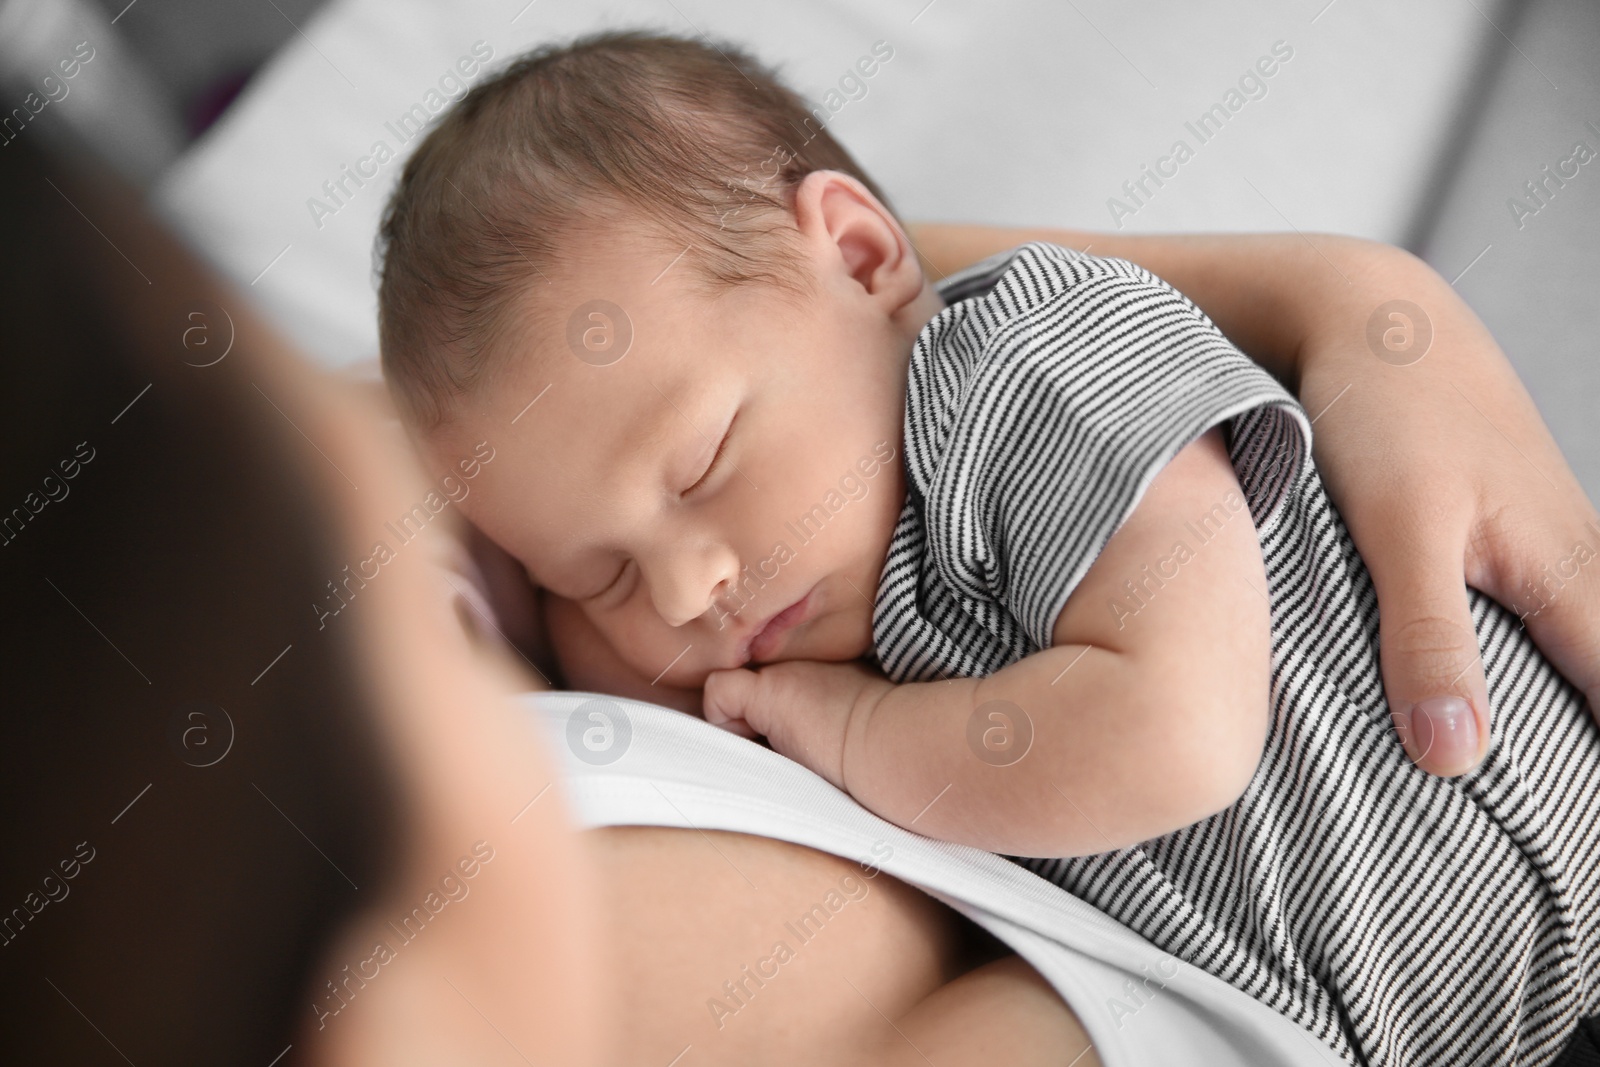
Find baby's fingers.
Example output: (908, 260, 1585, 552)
(704, 662, 873, 789)
(702, 668, 761, 738)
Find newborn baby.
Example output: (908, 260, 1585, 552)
(377, 31, 1600, 1066)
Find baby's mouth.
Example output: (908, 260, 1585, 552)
(740, 586, 816, 663)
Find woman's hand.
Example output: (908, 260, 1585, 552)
(1293, 244, 1600, 775)
(911, 224, 1600, 777)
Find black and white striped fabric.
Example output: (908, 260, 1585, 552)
(872, 242, 1600, 1065)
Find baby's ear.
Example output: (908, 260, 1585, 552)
(794, 170, 924, 311)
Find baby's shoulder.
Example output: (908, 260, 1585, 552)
(891, 241, 1312, 662)
(917, 243, 1218, 398)
(906, 242, 1245, 473)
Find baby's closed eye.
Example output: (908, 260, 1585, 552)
(681, 410, 738, 498)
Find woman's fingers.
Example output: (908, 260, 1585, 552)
(1356, 503, 1493, 776)
(1473, 504, 1600, 719)
(1357, 473, 1600, 777)
(1296, 253, 1600, 776)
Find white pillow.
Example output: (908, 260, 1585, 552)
(154, 0, 1492, 368)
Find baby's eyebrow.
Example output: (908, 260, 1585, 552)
(642, 380, 724, 473)
(569, 386, 678, 483)
(649, 379, 726, 451)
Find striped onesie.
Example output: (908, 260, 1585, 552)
(871, 242, 1600, 1065)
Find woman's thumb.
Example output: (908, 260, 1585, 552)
(1371, 558, 1493, 777)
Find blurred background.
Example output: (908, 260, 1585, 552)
(1, 0, 1595, 497)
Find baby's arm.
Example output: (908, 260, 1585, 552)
(707, 427, 1272, 858)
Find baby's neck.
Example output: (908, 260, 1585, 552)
(894, 280, 948, 344)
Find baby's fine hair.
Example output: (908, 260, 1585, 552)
(377, 30, 895, 429)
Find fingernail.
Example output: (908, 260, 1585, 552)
(1409, 696, 1479, 771)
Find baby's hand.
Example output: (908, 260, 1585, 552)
(702, 660, 895, 792)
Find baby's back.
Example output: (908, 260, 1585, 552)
(1024, 408, 1600, 1066)
(882, 242, 1600, 1065)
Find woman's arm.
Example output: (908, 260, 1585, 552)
(911, 223, 1600, 778)
(909, 224, 1327, 388)
(588, 825, 1100, 1067)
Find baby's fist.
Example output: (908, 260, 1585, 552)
(699, 667, 763, 739)
(703, 660, 893, 791)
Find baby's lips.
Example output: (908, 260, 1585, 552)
(740, 586, 817, 663)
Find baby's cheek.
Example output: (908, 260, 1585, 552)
(608, 603, 710, 684)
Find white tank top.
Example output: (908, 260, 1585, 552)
(528, 690, 1340, 1066)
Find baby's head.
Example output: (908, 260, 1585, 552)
(378, 31, 944, 687)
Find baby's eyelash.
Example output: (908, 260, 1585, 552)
(684, 415, 735, 496)
(590, 558, 632, 601)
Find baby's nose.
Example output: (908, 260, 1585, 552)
(647, 543, 741, 628)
